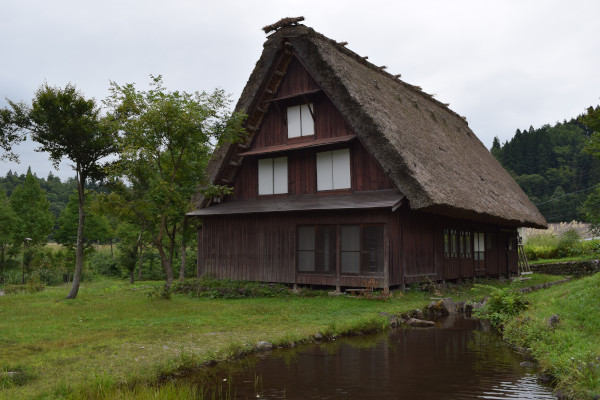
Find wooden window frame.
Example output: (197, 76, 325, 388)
(296, 225, 336, 275)
(297, 223, 384, 276)
(257, 156, 288, 196)
(316, 148, 351, 191)
(287, 103, 315, 138)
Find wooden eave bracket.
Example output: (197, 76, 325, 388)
(392, 197, 406, 212)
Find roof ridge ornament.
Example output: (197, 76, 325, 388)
(262, 16, 305, 34)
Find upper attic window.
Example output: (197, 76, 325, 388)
(287, 104, 314, 138)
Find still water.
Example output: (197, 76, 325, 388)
(186, 315, 555, 399)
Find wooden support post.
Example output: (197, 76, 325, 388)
(196, 226, 203, 278)
(336, 225, 341, 293)
(383, 224, 389, 295)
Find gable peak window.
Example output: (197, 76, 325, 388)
(258, 157, 288, 195)
(287, 103, 314, 138)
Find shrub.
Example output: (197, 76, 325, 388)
(557, 229, 581, 258)
(172, 277, 324, 299)
(473, 284, 528, 329)
(3, 283, 45, 294)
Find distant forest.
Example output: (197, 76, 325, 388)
(0, 169, 104, 221)
(491, 115, 600, 222)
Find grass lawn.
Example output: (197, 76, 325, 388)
(0, 274, 567, 399)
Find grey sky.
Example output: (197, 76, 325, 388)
(2, 0, 599, 181)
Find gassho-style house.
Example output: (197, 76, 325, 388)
(187, 17, 547, 292)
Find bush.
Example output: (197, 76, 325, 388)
(88, 251, 119, 277)
(172, 277, 324, 299)
(473, 284, 528, 329)
(557, 229, 581, 258)
(3, 283, 45, 294)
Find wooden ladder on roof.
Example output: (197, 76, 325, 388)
(517, 234, 533, 276)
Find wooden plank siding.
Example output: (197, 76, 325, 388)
(277, 56, 320, 98)
(233, 139, 392, 200)
(198, 208, 520, 288)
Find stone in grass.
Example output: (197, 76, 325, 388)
(428, 298, 457, 315)
(256, 341, 273, 351)
(548, 314, 560, 329)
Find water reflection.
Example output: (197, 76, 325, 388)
(186, 315, 555, 399)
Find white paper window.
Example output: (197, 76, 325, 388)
(287, 104, 314, 138)
(258, 157, 288, 195)
(316, 149, 351, 191)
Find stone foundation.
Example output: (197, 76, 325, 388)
(531, 259, 600, 276)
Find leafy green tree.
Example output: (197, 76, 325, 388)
(7, 83, 117, 298)
(9, 170, 54, 245)
(0, 190, 18, 281)
(9, 170, 55, 283)
(0, 101, 29, 161)
(105, 75, 245, 289)
(55, 191, 112, 248)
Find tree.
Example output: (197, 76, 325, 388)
(0, 101, 29, 161)
(9, 170, 55, 283)
(105, 76, 245, 289)
(9, 169, 55, 246)
(0, 190, 18, 281)
(55, 191, 112, 248)
(8, 83, 117, 298)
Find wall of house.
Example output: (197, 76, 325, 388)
(199, 209, 393, 288)
(197, 209, 520, 288)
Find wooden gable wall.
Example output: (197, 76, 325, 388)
(232, 56, 394, 200)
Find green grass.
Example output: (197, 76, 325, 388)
(502, 272, 600, 399)
(0, 274, 568, 399)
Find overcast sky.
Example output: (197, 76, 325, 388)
(1, 0, 599, 181)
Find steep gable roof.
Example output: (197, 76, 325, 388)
(193, 21, 547, 229)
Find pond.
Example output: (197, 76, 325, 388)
(183, 315, 555, 399)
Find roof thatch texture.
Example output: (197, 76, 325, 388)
(197, 23, 547, 229)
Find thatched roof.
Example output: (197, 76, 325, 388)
(194, 22, 547, 229)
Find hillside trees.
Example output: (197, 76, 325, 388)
(3, 83, 117, 298)
(104, 75, 245, 289)
(492, 117, 600, 222)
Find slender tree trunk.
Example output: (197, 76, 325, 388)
(129, 268, 134, 285)
(138, 243, 143, 280)
(1, 246, 5, 284)
(157, 242, 173, 289)
(179, 217, 187, 282)
(110, 239, 114, 260)
(66, 172, 85, 299)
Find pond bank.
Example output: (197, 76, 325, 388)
(501, 273, 600, 399)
